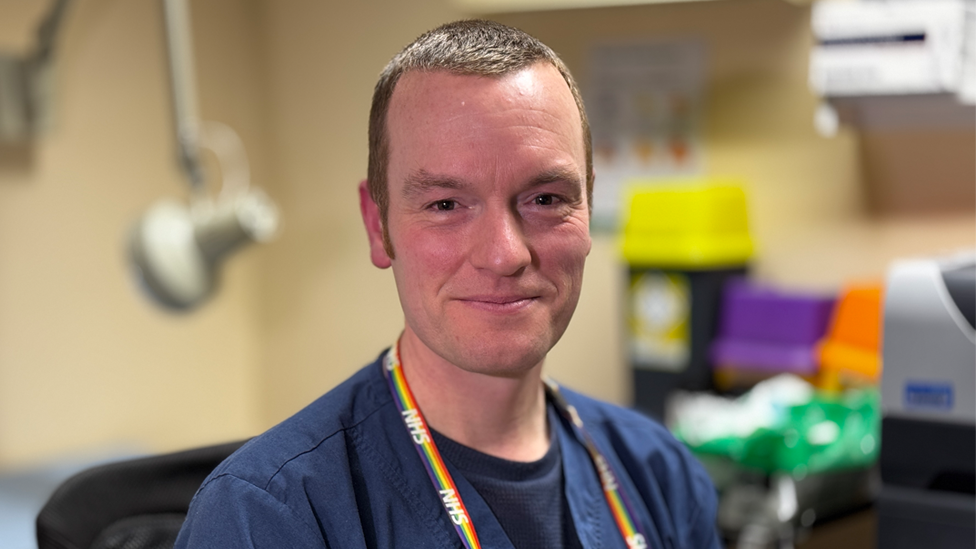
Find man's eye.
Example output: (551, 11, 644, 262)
(433, 200, 456, 211)
(534, 195, 555, 206)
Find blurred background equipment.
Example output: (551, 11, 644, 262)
(809, 0, 968, 98)
(670, 374, 880, 548)
(815, 283, 884, 393)
(877, 252, 976, 548)
(623, 181, 753, 419)
(0, 0, 69, 142)
(711, 281, 835, 393)
(667, 266, 889, 547)
(808, 0, 974, 140)
(128, 0, 279, 311)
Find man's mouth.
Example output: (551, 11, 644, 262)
(456, 295, 540, 312)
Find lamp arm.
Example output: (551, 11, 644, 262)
(31, 0, 71, 66)
(162, 0, 204, 190)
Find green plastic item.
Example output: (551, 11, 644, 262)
(673, 388, 880, 476)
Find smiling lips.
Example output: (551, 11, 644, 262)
(456, 295, 541, 312)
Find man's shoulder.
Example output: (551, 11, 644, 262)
(206, 351, 393, 492)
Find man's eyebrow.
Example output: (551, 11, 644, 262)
(401, 170, 465, 199)
(400, 167, 584, 199)
(527, 167, 584, 201)
(528, 167, 583, 188)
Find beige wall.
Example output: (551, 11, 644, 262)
(0, 0, 270, 468)
(0, 0, 972, 468)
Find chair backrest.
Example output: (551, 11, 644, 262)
(36, 439, 248, 549)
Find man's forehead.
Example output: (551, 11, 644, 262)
(388, 63, 577, 120)
(387, 65, 583, 157)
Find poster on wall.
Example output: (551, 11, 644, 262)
(586, 39, 706, 230)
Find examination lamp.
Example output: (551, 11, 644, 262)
(129, 180, 278, 310)
(129, 0, 279, 311)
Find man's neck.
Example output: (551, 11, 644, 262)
(397, 329, 550, 462)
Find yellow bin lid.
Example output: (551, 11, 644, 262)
(622, 180, 754, 268)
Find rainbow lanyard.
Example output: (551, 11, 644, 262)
(382, 340, 650, 549)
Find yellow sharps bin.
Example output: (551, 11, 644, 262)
(622, 181, 754, 419)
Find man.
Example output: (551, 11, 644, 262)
(176, 19, 720, 549)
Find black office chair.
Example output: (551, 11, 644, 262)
(36, 439, 248, 549)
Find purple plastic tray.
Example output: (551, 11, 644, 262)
(711, 279, 835, 374)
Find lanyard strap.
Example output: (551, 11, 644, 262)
(543, 378, 649, 549)
(383, 342, 482, 549)
(382, 340, 649, 549)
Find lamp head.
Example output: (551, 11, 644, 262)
(129, 188, 278, 310)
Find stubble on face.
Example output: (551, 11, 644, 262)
(383, 64, 592, 378)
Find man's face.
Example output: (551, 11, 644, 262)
(369, 63, 591, 376)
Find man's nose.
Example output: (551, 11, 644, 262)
(469, 208, 532, 276)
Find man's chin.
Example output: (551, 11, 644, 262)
(406, 315, 562, 377)
(445, 336, 552, 378)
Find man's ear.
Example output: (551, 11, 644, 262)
(586, 167, 595, 258)
(359, 180, 392, 269)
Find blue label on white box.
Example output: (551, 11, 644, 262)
(904, 382, 954, 411)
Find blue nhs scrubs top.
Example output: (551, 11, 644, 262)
(175, 351, 721, 549)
